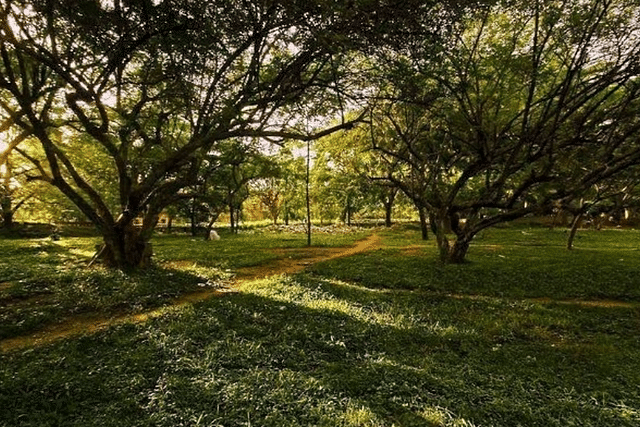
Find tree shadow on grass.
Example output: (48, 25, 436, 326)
(0, 259, 229, 342)
(3, 272, 640, 426)
(310, 246, 640, 302)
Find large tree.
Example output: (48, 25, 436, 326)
(0, 0, 447, 268)
(371, 0, 640, 263)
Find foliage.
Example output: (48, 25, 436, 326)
(1, 0, 406, 268)
(369, 0, 640, 263)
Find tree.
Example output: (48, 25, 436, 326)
(561, 171, 640, 249)
(314, 132, 369, 226)
(314, 123, 408, 227)
(273, 147, 306, 226)
(1, 0, 408, 269)
(370, 0, 640, 263)
(215, 140, 278, 233)
(255, 177, 283, 225)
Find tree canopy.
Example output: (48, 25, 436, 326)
(2, 0, 640, 267)
(0, 0, 458, 268)
(368, 0, 640, 262)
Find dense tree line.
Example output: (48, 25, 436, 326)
(1, 0, 640, 267)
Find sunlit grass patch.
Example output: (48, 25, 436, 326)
(0, 230, 368, 340)
(153, 230, 369, 269)
(0, 237, 232, 339)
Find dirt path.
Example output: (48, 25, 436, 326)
(0, 234, 383, 353)
(2, 233, 636, 353)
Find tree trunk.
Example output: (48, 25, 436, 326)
(447, 238, 470, 264)
(306, 140, 311, 246)
(229, 203, 235, 233)
(101, 226, 153, 270)
(1, 196, 13, 229)
(1, 210, 12, 229)
(204, 213, 220, 241)
(383, 188, 397, 227)
(567, 212, 583, 250)
(190, 198, 198, 237)
(284, 200, 290, 225)
(435, 228, 450, 263)
(429, 212, 438, 236)
(432, 210, 472, 264)
(418, 206, 429, 240)
(384, 202, 393, 227)
(235, 206, 242, 233)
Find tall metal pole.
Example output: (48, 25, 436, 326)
(306, 139, 311, 246)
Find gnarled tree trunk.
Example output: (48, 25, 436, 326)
(101, 230, 152, 269)
(432, 210, 474, 264)
(99, 212, 159, 270)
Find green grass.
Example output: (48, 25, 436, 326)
(312, 227, 640, 301)
(1, 225, 639, 426)
(0, 230, 366, 340)
(153, 229, 368, 268)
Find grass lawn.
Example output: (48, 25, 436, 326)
(0, 229, 367, 340)
(1, 224, 639, 426)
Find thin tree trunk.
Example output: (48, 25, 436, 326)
(284, 200, 290, 225)
(1, 198, 13, 228)
(567, 212, 583, 250)
(229, 203, 235, 233)
(418, 206, 429, 240)
(306, 140, 311, 246)
(383, 188, 397, 227)
(190, 198, 197, 237)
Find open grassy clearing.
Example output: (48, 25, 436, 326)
(0, 229, 367, 340)
(312, 225, 640, 301)
(1, 225, 639, 426)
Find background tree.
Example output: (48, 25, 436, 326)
(370, 0, 640, 263)
(560, 170, 640, 249)
(274, 147, 306, 226)
(1, 0, 406, 268)
(254, 177, 283, 225)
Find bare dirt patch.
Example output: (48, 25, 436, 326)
(397, 245, 426, 256)
(0, 234, 383, 353)
(530, 297, 638, 309)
